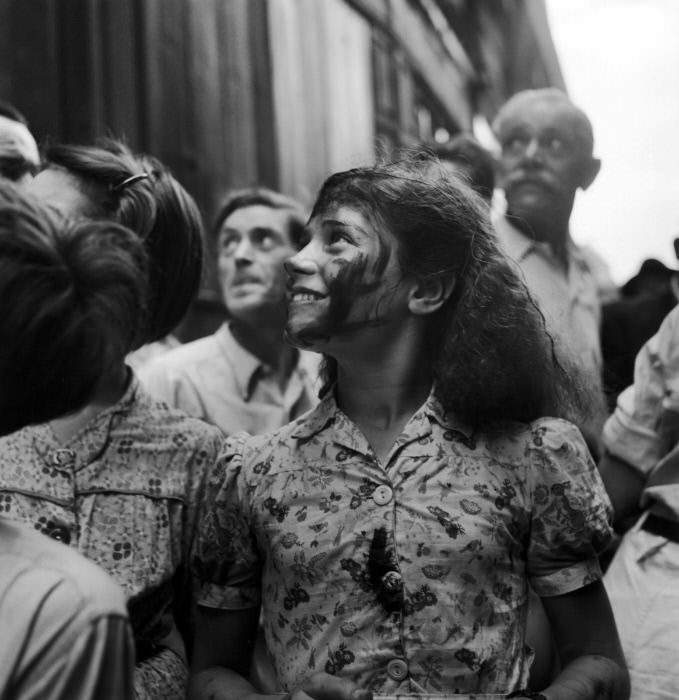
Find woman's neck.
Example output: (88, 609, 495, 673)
(333, 328, 432, 462)
(49, 363, 129, 443)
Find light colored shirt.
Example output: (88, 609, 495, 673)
(0, 375, 224, 700)
(139, 322, 319, 436)
(193, 389, 613, 695)
(603, 304, 679, 518)
(494, 215, 602, 378)
(0, 516, 133, 699)
(126, 334, 181, 372)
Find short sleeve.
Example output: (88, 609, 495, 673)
(603, 305, 679, 475)
(526, 419, 614, 597)
(6, 579, 134, 700)
(191, 433, 262, 610)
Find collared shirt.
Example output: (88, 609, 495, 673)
(0, 376, 223, 699)
(494, 215, 602, 377)
(139, 323, 319, 436)
(603, 304, 679, 519)
(193, 389, 613, 695)
(0, 516, 133, 699)
(126, 334, 181, 372)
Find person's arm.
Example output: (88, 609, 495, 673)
(533, 581, 629, 700)
(134, 644, 188, 700)
(188, 607, 367, 700)
(12, 612, 134, 700)
(598, 452, 646, 533)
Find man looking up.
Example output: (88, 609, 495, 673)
(140, 187, 317, 436)
(0, 101, 40, 184)
(493, 88, 606, 449)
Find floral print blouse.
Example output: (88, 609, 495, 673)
(0, 375, 223, 700)
(193, 389, 613, 696)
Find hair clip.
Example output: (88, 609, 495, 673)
(112, 172, 150, 193)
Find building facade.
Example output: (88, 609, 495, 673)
(0, 0, 565, 337)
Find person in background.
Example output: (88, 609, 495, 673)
(492, 87, 606, 455)
(433, 133, 495, 204)
(140, 187, 318, 437)
(602, 254, 679, 410)
(0, 100, 40, 184)
(188, 153, 628, 700)
(0, 139, 223, 699)
(600, 303, 679, 699)
(0, 180, 134, 699)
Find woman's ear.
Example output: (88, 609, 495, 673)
(408, 276, 455, 316)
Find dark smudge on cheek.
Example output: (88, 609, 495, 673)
(326, 255, 381, 330)
(285, 254, 386, 349)
(370, 235, 392, 279)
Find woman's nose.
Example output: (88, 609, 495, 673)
(284, 252, 317, 276)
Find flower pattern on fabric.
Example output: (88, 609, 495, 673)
(193, 390, 613, 695)
(0, 375, 223, 700)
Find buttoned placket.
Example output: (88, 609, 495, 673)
(41, 446, 78, 545)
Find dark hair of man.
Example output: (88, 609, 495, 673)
(211, 187, 308, 250)
(0, 100, 29, 126)
(310, 151, 588, 429)
(44, 138, 204, 345)
(0, 181, 148, 435)
(433, 134, 495, 203)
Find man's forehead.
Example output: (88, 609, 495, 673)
(497, 94, 594, 150)
(223, 203, 292, 229)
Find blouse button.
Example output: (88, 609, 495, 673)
(50, 525, 72, 545)
(372, 485, 393, 506)
(386, 658, 408, 681)
(381, 570, 403, 594)
(51, 449, 76, 467)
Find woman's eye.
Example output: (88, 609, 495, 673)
(329, 230, 351, 245)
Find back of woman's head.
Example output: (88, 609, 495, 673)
(0, 180, 148, 434)
(44, 138, 204, 344)
(312, 150, 578, 427)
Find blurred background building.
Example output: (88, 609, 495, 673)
(0, 0, 565, 337)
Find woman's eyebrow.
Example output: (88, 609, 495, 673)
(322, 218, 370, 237)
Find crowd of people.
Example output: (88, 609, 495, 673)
(0, 86, 676, 700)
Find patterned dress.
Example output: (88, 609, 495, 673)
(0, 375, 223, 699)
(193, 389, 613, 695)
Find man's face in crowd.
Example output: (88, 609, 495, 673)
(0, 116, 40, 185)
(216, 204, 298, 323)
(496, 94, 599, 227)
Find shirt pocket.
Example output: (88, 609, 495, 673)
(77, 477, 187, 601)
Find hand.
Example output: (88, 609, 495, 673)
(285, 672, 372, 700)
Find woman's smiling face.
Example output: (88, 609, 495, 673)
(284, 203, 410, 352)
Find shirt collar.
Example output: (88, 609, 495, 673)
(217, 322, 306, 402)
(496, 214, 582, 268)
(216, 322, 268, 401)
(291, 385, 473, 442)
(32, 370, 139, 470)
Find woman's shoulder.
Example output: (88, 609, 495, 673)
(480, 416, 587, 462)
(125, 384, 224, 445)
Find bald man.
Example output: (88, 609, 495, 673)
(0, 102, 40, 183)
(493, 88, 606, 450)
